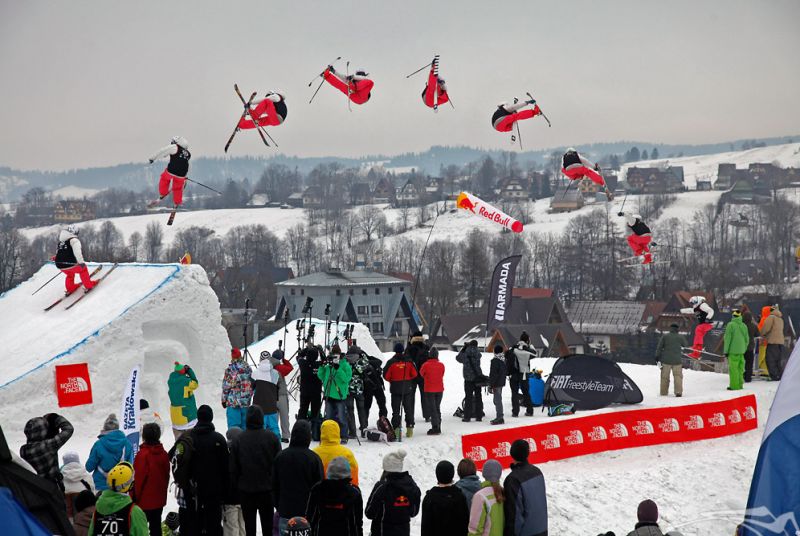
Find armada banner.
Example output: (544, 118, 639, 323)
(486, 255, 522, 332)
(462, 394, 758, 469)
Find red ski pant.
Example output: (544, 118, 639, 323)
(62, 265, 95, 293)
(692, 322, 713, 349)
(323, 70, 373, 104)
(238, 100, 283, 128)
(422, 69, 449, 108)
(562, 166, 606, 186)
(627, 234, 652, 263)
(493, 106, 541, 132)
(159, 170, 186, 206)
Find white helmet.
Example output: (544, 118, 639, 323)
(566, 147, 577, 153)
(354, 69, 368, 77)
(689, 296, 705, 306)
(171, 136, 189, 149)
(497, 101, 509, 108)
(65, 224, 78, 236)
(632, 213, 642, 220)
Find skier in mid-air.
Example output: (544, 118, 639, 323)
(562, 148, 613, 200)
(491, 98, 541, 133)
(322, 65, 374, 105)
(148, 136, 191, 207)
(619, 212, 654, 265)
(53, 225, 97, 295)
(421, 56, 449, 110)
(239, 92, 287, 128)
(680, 296, 715, 359)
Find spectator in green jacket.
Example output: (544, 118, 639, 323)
(317, 345, 353, 442)
(168, 362, 199, 441)
(724, 309, 749, 391)
(655, 323, 688, 397)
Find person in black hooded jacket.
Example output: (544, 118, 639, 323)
(298, 340, 324, 422)
(406, 331, 431, 422)
(421, 460, 469, 536)
(231, 405, 282, 536)
(272, 420, 324, 533)
(365, 449, 421, 536)
(188, 404, 229, 536)
(306, 456, 363, 536)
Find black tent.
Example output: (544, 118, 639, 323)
(0, 425, 74, 535)
(544, 354, 644, 410)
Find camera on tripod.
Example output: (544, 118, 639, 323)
(301, 297, 314, 315)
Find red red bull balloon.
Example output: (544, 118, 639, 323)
(456, 192, 523, 233)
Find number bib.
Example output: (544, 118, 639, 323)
(93, 503, 132, 536)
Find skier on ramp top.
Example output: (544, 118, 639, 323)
(323, 65, 374, 105)
(492, 97, 541, 133)
(680, 296, 715, 359)
(53, 225, 97, 295)
(619, 212, 653, 265)
(238, 92, 287, 128)
(148, 136, 191, 208)
(562, 148, 613, 200)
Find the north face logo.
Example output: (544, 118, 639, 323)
(59, 377, 89, 393)
(492, 442, 511, 458)
(728, 409, 742, 424)
(588, 426, 607, 441)
(565, 430, 583, 445)
(467, 446, 488, 461)
(659, 418, 680, 433)
(524, 438, 537, 453)
(633, 420, 654, 435)
(541, 434, 560, 449)
(743, 406, 756, 420)
(684, 415, 704, 430)
(708, 413, 726, 427)
(609, 423, 628, 438)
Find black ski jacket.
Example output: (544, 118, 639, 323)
(365, 472, 421, 536)
(188, 421, 229, 502)
(306, 478, 364, 536)
(272, 421, 324, 519)
(230, 406, 281, 494)
(420, 485, 469, 536)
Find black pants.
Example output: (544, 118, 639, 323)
(509, 373, 533, 415)
(463, 381, 484, 420)
(425, 392, 443, 429)
(143, 508, 163, 536)
(298, 389, 322, 420)
(364, 387, 388, 419)
(743, 349, 754, 382)
(415, 376, 430, 419)
(390, 388, 415, 428)
(184, 499, 222, 536)
(765, 344, 784, 381)
(241, 491, 273, 536)
(346, 393, 368, 436)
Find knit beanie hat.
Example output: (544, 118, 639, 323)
(383, 449, 407, 473)
(73, 489, 96, 514)
(174, 361, 184, 372)
(260, 350, 271, 361)
(435, 460, 455, 484)
(393, 342, 405, 354)
(510, 439, 530, 462)
(494, 344, 504, 354)
(62, 451, 80, 466)
(637, 499, 658, 522)
(140, 398, 150, 410)
(164, 512, 180, 530)
(231, 347, 242, 360)
(429, 347, 439, 359)
(482, 459, 502, 483)
(102, 414, 119, 433)
(286, 516, 311, 536)
(197, 404, 213, 424)
(327, 456, 351, 480)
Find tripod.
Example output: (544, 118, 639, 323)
(241, 298, 257, 367)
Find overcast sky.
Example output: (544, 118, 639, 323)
(1, 0, 798, 171)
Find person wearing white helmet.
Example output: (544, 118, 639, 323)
(561, 147, 613, 200)
(491, 96, 541, 133)
(421, 55, 449, 111)
(321, 64, 374, 104)
(239, 91, 288, 129)
(619, 212, 654, 264)
(53, 224, 97, 294)
(148, 136, 191, 207)
(680, 295, 715, 358)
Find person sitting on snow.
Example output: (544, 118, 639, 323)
(680, 296, 715, 359)
(53, 225, 97, 295)
(619, 212, 654, 265)
(562, 148, 613, 200)
(148, 136, 191, 207)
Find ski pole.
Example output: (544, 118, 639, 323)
(31, 271, 62, 295)
(309, 78, 325, 104)
(405, 62, 432, 79)
(515, 121, 523, 150)
(184, 178, 223, 195)
(308, 56, 342, 86)
(346, 61, 352, 112)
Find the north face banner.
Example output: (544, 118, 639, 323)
(486, 255, 522, 332)
(545, 354, 643, 410)
(462, 394, 758, 469)
(55, 363, 93, 407)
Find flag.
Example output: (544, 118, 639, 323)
(742, 345, 800, 535)
(54, 363, 92, 407)
(121, 365, 142, 458)
(456, 192, 524, 233)
(486, 255, 522, 332)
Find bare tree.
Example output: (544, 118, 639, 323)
(144, 222, 163, 263)
(356, 205, 385, 242)
(128, 231, 143, 261)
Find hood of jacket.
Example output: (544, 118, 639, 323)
(95, 489, 133, 516)
(730, 315, 744, 327)
(246, 405, 265, 430)
(319, 420, 341, 446)
(290, 420, 313, 448)
(252, 360, 277, 383)
(456, 474, 482, 493)
(770, 309, 783, 319)
(94, 430, 129, 456)
(24, 417, 48, 442)
(61, 461, 89, 482)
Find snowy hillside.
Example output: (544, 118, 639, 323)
(621, 142, 800, 189)
(0, 263, 230, 447)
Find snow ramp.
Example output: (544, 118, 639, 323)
(0, 263, 229, 444)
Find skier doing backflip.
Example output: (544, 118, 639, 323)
(322, 65, 374, 105)
(680, 296, 715, 359)
(619, 212, 653, 264)
(421, 56, 449, 110)
(53, 225, 97, 295)
(238, 92, 287, 128)
(148, 136, 191, 208)
(491, 97, 541, 133)
(562, 148, 613, 200)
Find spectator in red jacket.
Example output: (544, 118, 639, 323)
(383, 343, 419, 438)
(133, 423, 171, 536)
(419, 347, 445, 436)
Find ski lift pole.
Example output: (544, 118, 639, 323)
(617, 190, 630, 216)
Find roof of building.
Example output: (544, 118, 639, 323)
(437, 313, 486, 344)
(568, 301, 647, 335)
(512, 288, 553, 299)
(276, 269, 408, 288)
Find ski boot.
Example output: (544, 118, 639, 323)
(406, 426, 414, 439)
(689, 344, 702, 359)
(490, 418, 505, 425)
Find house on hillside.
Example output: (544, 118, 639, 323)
(568, 301, 647, 354)
(626, 167, 683, 193)
(396, 180, 423, 207)
(500, 178, 530, 202)
(578, 171, 618, 197)
(718, 176, 772, 205)
(513, 288, 553, 299)
(550, 188, 583, 212)
(53, 200, 96, 223)
(372, 177, 396, 204)
(302, 186, 324, 209)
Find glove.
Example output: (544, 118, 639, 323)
(221, 401, 227, 409)
(327, 65, 335, 74)
(332, 357, 340, 366)
(148, 158, 154, 164)
(617, 211, 624, 217)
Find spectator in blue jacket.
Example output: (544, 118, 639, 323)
(503, 439, 547, 536)
(85, 414, 134, 491)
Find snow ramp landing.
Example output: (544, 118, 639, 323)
(0, 263, 229, 442)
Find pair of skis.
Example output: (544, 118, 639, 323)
(510, 92, 552, 150)
(224, 84, 276, 153)
(44, 264, 118, 311)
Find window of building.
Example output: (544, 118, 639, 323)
(375, 288, 380, 295)
(400, 287, 404, 292)
(300, 289, 304, 296)
(372, 322, 384, 333)
(357, 305, 368, 315)
(362, 288, 367, 295)
(290, 289, 296, 295)
(388, 287, 393, 294)
(349, 289, 354, 295)
(371, 305, 382, 314)
(336, 289, 341, 296)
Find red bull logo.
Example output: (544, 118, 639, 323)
(456, 193, 477, 213)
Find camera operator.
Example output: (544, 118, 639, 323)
(317, 344, 353, 442)
(297, 337, 323, 427)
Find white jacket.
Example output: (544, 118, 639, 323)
(61, 461, 93, 494)
(58, 229, 86, 264)
(149, 143, 178, 162)
(680, 301, 714, 320)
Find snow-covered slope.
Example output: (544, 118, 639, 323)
(0, 262, 230, 447)
(621, 142, 800, 189)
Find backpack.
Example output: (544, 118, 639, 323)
(376, 415, 396, 442)
(547, 403, 575, 417)
(364, 428, 389, 444)
(168, 433, 195, 490)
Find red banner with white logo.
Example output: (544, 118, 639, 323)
(55, 363, 93, 407)
(462, 395, 758, 469)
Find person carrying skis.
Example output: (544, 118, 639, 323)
(562, 148, 613, 200)
(723, 309, 749, 391)
(619, 212, 653, 265)
(239, 92, 288, 128)
(148, 136, 191, 207)
(322, 65, 374, 105)
(491, 98, 541, 133)
(421, 56, 449, 110)
(53, 225, 97, 295)
(680, 296, 715, 359)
